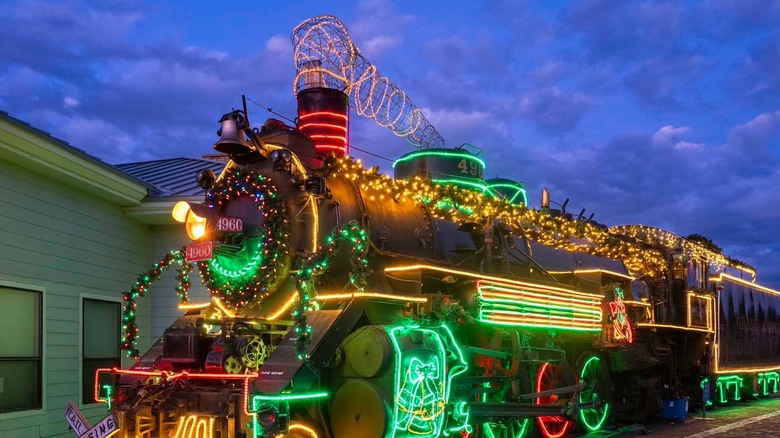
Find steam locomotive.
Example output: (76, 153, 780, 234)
(99, 17, 780, 438)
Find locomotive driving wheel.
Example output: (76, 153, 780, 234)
(575, 352, 611, 432)
(481, 364, 532, 438)
(535, 361, 574, 438)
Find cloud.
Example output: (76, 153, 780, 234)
(720, 111, 780, 167)
(516, 87, 596, 133)
(266, 36, 292, 54)
(348, 0, 414, 60)
(361, 35, 403, 58)
(63, 97, 79, 108)
(693, 0, 780, 39)
(652, 125, 692, 146)
(2, 1, 780, 289)
(563, 1, 684, 60)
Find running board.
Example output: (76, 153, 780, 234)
(255, 300, 365, 394)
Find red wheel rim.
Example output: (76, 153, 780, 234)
(535, 362, 573, 438)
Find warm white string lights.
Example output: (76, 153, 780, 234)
(292, 15, 445, 149)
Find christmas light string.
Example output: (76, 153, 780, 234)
(197, 167, 290, 309)
(330, 156, 666, 276)
(293, 220, 371, 359)
(292, 15, 444, 149)
(121, 248, 192, 357)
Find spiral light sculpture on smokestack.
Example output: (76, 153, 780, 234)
(292, 15, 445, 149)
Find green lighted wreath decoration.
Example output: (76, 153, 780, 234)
(197, 167, 290, 309)
(121, 248, 192, 357)
(294, 220, 371, 359)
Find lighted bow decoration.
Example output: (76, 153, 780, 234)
(608, 287, 633, 343)
(396, 356, 446, 435)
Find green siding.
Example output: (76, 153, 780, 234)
(0, 156, 151, 437)
(149, 225, 210, 339)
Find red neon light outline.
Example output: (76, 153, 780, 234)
(314, 146, 348, 153)
(308, 134, 348, 142)
(102, 367, 257, 416)
(535, 362, 573, 438)
(105, 367, 258, 380)
(299, 112, 348, 121)
(93, 368, 113, 403)
(299, 123, 347, 131)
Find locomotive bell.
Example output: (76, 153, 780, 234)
(214, 111, 254, 155)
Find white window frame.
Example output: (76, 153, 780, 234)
(0, 280, 46, 419)
(79, 293, 122, 408)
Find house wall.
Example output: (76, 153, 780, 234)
(148, 224, 210, 341)
(0, 158, 151, 437)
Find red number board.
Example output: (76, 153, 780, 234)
(186, 241, 213, 262)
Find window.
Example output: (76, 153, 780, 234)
(0, 286, 42, 413)
(82, 298, 121, 404)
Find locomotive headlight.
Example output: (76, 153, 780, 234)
(172, 201, 191, 222)
(186, 212, 208, 240)
(172, 201, 211, 241)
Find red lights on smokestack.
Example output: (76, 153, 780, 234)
(296, 60, 349, 157)
(297, 88, 349, 157)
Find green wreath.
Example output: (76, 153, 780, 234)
(197, 167, 290, 309)
(294, 221, 371, 359)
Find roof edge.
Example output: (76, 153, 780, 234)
(0, 113, 149, 206)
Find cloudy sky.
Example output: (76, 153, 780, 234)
(2, 0, 780, 288)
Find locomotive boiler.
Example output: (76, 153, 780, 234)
(97, 15, 780, 438)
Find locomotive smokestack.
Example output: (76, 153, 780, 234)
(300, 60, 326, 88)
(296, 59, 350, 157)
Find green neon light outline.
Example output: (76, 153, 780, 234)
(388, 325, 469, 438)
(758, 371, 780, 396)
(484, 419, 531, 438)
(393, 150, 487, 169)
(100, 384, 113, 411)
(479, 281, 604, 306)
(480, 309, 602, 325)
(477, 284, 602, 332)
(488, 182, 529, 205)
(444, 401, 473, 436)
(577, 355, 610, 432)
(482, 377, 531, 438)
(715, 375, 743, 402)
(251, 391, 329, 405)
(701, 375, 744, 404)
(480, 305, 602, 324)
(483, 298, 604, 317)
(479, 284, 603, 306)
(438, 325, 470, 435)
(432, 178, 494, 195)
(388, 326, 446, 438)
(700, 378, 716, 406)
(478, 318, 603, 332)
(210, 238, 265, 279)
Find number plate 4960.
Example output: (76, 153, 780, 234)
(186, 241, 213, 262)
(215, 215, 243, 233)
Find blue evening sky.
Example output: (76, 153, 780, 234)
(2, 0, 779, 287)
